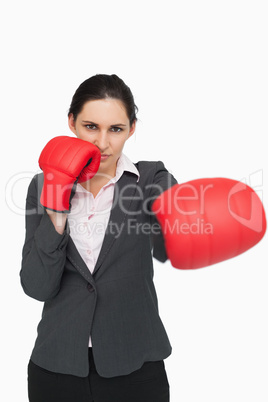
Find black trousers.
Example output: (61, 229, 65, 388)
(28, 348, 170, 402)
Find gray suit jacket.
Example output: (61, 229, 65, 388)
(20, 161, 177, 377)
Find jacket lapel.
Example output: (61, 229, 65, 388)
(66, 235, 94, 283)
(92, 172, 138, 275)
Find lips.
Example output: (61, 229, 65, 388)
(100, 154, 110, 161)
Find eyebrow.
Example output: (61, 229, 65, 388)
(82, 120, 127, 127)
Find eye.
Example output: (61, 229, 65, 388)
(111, 126, 123, 133)
(85, 124, 97, 130)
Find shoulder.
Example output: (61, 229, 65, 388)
(29, 172, 43, 187)
(26, 172, 44, 200)
(134, 160, 167, 176)
(134, 160, 178, 191)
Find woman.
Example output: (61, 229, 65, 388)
(21, 74, 266, 402)
(21, 74, 176, 401)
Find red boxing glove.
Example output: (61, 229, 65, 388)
(151, 178, 266, 269)
(39, 136, 101, 212)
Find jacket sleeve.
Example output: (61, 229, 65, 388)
(149, 161, 178, 263)
(20, 174, 69, 302)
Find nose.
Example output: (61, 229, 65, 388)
(93, 131, 109, 152)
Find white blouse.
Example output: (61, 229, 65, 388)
(67, 153, 139, 346)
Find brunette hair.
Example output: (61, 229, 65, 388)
(68, 74, 138, 125)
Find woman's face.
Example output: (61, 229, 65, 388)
(68, 98, 136, 179)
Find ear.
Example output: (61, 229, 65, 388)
(68, 114, 77, 136)
(127, 120, 136, 139)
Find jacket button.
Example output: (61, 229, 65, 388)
(87, 283, 94, 292)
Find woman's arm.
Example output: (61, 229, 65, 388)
(20, 136, 100, 301)
(46, 209, 67, 234)
(20, 174, 69, 302)
(148, 161, 178, 262)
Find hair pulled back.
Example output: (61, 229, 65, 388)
(68, 74, 138, 125)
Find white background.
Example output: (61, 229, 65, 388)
(1, 1, 268, 401)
